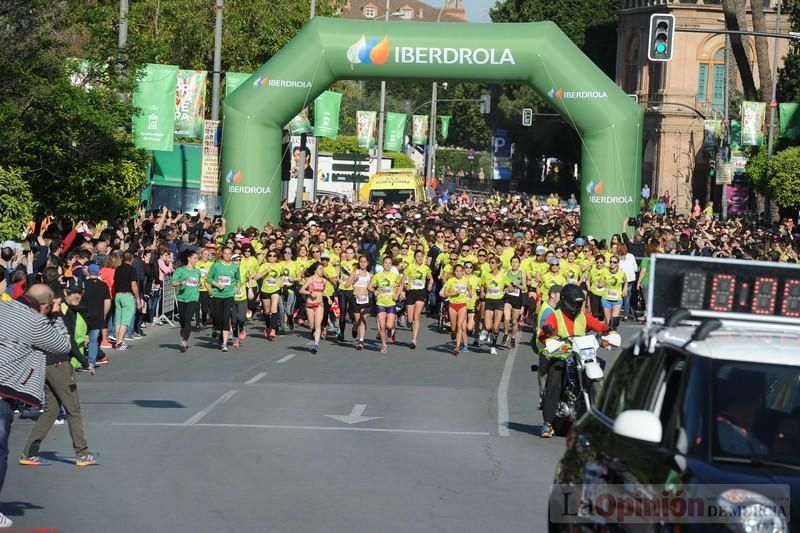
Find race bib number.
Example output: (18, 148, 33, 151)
(199, 268, 208, 276)
(355, 294, 369, 305)
(218, 276, 231, 287)
(185, 277, 199, 287)
(282, 276, 290, 286)
(265, 277, 277, 286)
(508, 288, 520, 297)
(380, 286, 392, 296)
(412, 279, 425, 290)
(456, 283, 467, 294)
(487, 286, 501, 296)
(355, 276, 369, 288)
(606, 289, 619, 299)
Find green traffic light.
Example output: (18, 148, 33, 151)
(655, 42, 667, 54)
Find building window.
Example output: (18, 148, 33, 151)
(624, 44, 640, 94)
(401, 7, 413, 19)
(697, 48, 726, 114)
(363, 5, 376, 18)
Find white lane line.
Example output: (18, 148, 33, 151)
(275, 354, 296, 364)
(244, 372, 268, 385)
(182, 389, 238, 426)
(496, 335, 519, 437)
(113, 422, 490, 436)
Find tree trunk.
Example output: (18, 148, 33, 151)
(750, 0, 773, 101)
(722, 0, 758, 101)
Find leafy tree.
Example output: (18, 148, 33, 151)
(0, 1, 150, 222)
(778, 0, 800, 104)
(0, 167, 36, 241)
(745, 145, 770, 194)
(767, 146, 800, 208)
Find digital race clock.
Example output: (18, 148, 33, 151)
(648, 255, 800, 325)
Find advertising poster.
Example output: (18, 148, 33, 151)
(174, 70, 207, 138)
(440, 115, 451, 141)
(225, 72, 251, 97)
(412, 115, 428, 145)
(383, 112, 407, 152)
(132, 63, 179, 151)
(726, 184, 750, 218)
(780, 103, 800, 140)
(288, 109, 313, 135)
(313, 91, 342, 140)
(356, 110, 377, 148)
(741, 101, 766, 146)
(702, 120, 721, 151)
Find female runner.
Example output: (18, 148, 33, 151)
(347, 254, 372, 350)
(369, 255, 402, 353)
(299, 262, 326, 354)
(440, 263, 470, 356)
(403, 249, 433, 349)
(502, 256, 527, 348)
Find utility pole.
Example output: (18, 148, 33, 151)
(765, 0, 782, 224)
(722, 33, 730, 219)
(310, 0, 315, 19)
(375, 0, 390, 172)
(210, 0, 223, 121)
(118, 0, 129, 48)
(426, 83, 438, 184)
(295, 0, 316, 208)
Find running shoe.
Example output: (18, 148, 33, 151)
(540, 423, 554, 439)
(460, 345, 468, 353)
(54, 417, 65, 425)
(479, 331, 487, 342)
(108, 335, 117, 342)
(76, 453, 98, 467)
(336, 333, 344, 342)
(114, 343, 128, 351)
(490, 346, 498, 356)
(95, 355, 110, 365)
(126, 333, 142, 341)
(452, 346, 460, 356)
(269, 329, 277, 340)
(410, 340, 416, 350)
(451, 331, 456, 341)
(0, 511, 13, 528)
(311, 343, 319, 354)
(380, 345, 388, 353)
(221, 344, 228, 352)
(246, 310, 253, 320)
(355, 342, 364, 351)
(501, 334, 509, 346)
(179, 341, 187, 353)
(100, 340, 113, 349)
(390, 331, 396, 344)
(510, 338, 516, 348)
(19, 455, 44, 466)
(211, 330, 218, 339)
(232, 339, 240, 349)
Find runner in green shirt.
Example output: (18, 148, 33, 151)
(171, 250, 201, 352)
(206, 247, 241, 351)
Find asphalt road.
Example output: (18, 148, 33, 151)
(4, 314, 636, 533)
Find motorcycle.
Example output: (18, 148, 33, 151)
(533, 332, 621, 436)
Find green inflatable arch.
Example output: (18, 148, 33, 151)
(222, 17, 643, 238)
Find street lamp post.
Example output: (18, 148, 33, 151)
(424, 2, 449, 184)
(210, 0, 223, 121)
(765, 0, 782, 223)
(375, 0, 391, 172)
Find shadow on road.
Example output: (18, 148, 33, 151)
(0, 500, 44, 517)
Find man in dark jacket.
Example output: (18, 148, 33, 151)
(0, 284, 71, 528)
(19, 278, 97, 468)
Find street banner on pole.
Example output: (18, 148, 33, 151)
(356, 110, 377, 148)
(289, 109, 313, 135)
(702, 120, 721, 151)
(779, 103, 800, 140)
(383, 112, 406, 152)
(174, 70, 207, 139)
(741, 101, 766, 146)
(225, 72, 251, 97)
(313, 91, 342, 140)
(412, 115, 428, 145)
(200, 120, 220, 194)
(440, 116, 451, 141)
(729, 119, 742, 153)
(132, 63, 178, 151)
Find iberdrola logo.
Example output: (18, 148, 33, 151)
(347, 35, 390, 65)
(548, 87, 564, 99)
(252, 76, 268, 87)
(226, 169, 242, 184)
(586, 180, 604, 194)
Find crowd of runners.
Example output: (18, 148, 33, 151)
(1, 193, 799, 364)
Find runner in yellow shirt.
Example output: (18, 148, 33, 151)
(402, 249, 433, 348)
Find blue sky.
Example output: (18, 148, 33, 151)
(462, 0, 497, 23)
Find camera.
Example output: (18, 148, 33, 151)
(627, 216, 641, 227)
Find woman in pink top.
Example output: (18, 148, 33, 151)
(692, 199, 702, 219)
(158, 250, 174, 282)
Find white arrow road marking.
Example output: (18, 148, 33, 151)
(325, 404, 383, 425)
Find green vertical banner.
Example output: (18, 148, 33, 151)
(702, 120, 721, 151)
(225, 72, 251, 97)
(440, 115, 451, 141)
(729, 119, 742, 153)
(356, 110, 376, 148)
(412, 115, 428, 145)
(288, 109, 313, 134)
(741, 101, 766, 146)
(174, 70, 207, 138)
(383, 112, 407, 152)
(313, 91, 342, 140)
(132, 63, 178, 151)
(780, 103, 800, 140)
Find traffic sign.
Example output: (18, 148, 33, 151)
(331, 152, 371, 182)
(331, 173, 369, 183)
(467, 148, 475, 160)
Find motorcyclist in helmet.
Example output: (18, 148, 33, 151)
(538, 284, 609, 438)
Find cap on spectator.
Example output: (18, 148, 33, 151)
(587, 235, 596, 242)
(66, 277, 84, 293)
(575, 237, 585, 246)
(320, 252, 331, 260)
(240, 237, 252, 245)
(535, 246, 546, 255)
(87, 264, 101, 276)
(308, 220, 318, 227)
(549, 257, 560, 265)
(231, 253, 242, 260)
